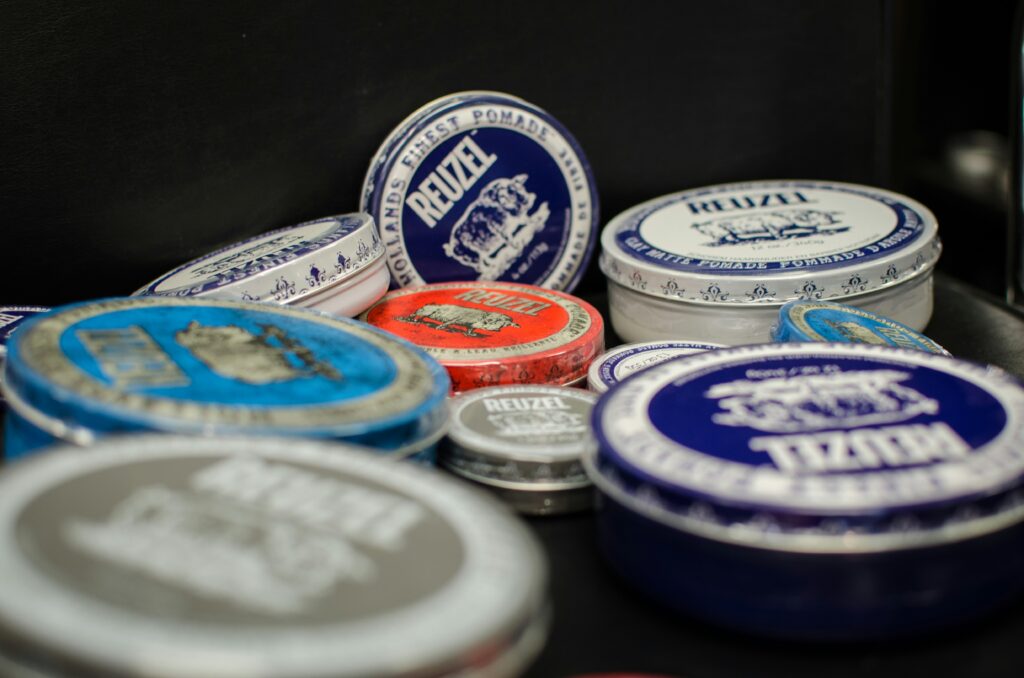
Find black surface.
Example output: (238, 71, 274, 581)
(525, 272, 1024, 678)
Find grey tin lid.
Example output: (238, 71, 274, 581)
(440, 385, 597, 515)
(0, 435, 548, 677)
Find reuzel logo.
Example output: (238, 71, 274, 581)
(482, 396, 572, 412)
(685, 190, 815, 215)
(453, 289, 552, 316)
(406, 137, 497, 228)
(76, 326, 189, 389)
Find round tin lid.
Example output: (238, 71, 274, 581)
(0, 307, 49, 358)
(0, 435, 548, 677)
(361, 282, 604, 391)
(590, 343, 1024, 552)
(442, 385, 596, 490)
(3, 297, 449, 449)
(773, 300, 949, 354)
(360, 91, 599, 291)
(587, 340, 725, 393)
(600, 180, 941, 306)
(135, 214, 385, 305)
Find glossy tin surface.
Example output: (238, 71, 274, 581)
(440, 385, 597, 515)
(587, 340, 725, 393)
(588, 343, 1024, 638)
(0, 435, 548, 677)
(2, 297, 449, 460)
(773, 300, 949, 354)
(361, 281, 604, 392)
(600, 180, 941, 344)
(361, 91, 599, 291)
(135, 214, 388, 317)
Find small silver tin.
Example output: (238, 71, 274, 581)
(440, 385, 598, 515)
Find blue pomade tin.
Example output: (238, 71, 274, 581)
(587, 340, 725, 393)
(2, 298, 449, 461)
(361, 91, 599, 291)
(587, 343, 1024, 639)
(773, 299, 949, 354)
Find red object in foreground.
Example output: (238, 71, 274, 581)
(362, 281, 604, 392)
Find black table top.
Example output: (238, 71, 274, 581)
(525, 273, 1024, 678)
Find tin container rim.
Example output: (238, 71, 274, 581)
(583, 444, 1024, 554)
(135, 214, 383, 303)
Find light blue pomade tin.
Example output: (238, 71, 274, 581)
(2, 297, 449, 461)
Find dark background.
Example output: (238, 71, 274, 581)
(3, 2, 1023, 677)
(1, 0, 1016, 305)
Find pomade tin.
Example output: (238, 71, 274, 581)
(773, 300, 949, 354)
(0, 435, 548, 677)
(2, 297, 449, 460)
(135, 214, 388, 317)
(587, 340, 725, 393)
(361, 91, 599, 291)
(0, 307, 49, 359)
(600, 180, 941, 345)
(440, 385, 597, 515)
(361, 281, 604, 392)
(588, 343, 1024, 638)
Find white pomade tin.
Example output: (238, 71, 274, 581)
(587, 341, 725, 393)
(135, 214, 389, 318)
(0, 435, 548, 677)
(440, 385, 597, 515)
(600, 181, 941, 344)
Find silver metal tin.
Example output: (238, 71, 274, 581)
(0, 435, 548, 677)
(587, 340, 725, 393)
(440, 385, 597, 515)
(600, 180, 941, 344)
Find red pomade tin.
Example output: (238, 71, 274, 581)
(361, 281, 604, 392)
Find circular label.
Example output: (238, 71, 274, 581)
(366, 94, 597, 290)
(591, 341, 723, 392)
(362, 283, 591, 361)
(777, 301, 948, 354)
(595, 345, 1024, 514)
(0, 437, 545, 676)
(615, 182, 927, 274)
(11, 298, 443, 431)
(452, 386, 597, 460)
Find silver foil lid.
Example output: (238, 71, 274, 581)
(0, 435, 547, 677)
(440, 385, 597, 514)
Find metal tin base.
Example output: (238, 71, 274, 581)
(606, 271, 934, 345)
(594, 489, 1024, 640)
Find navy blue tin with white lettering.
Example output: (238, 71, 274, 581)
(1, 298, 449, 462)
(587, 343, 1024, 639)
(773, 299, 949, 354)
(361, 91, 599, 292)
(0, 306, 49, 359)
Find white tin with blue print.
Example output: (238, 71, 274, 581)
(361, 91, 599, 292)
(600, 181, 941, 345)
(1, 297, 449, 461)
(135, 214, 388, 318)
(587, 343, 1024, 639)
(587, 340, 726, 393)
